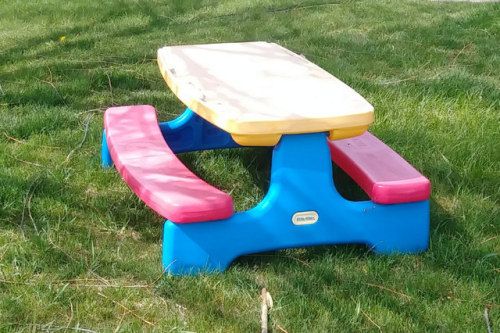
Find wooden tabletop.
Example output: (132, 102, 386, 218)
(157, 41, 374, 145)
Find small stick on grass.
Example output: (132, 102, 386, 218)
(106, 72, 114, 105)
(27, 189, 37, 233)
(451, 43, 473, 66)
(64, 114, 92, 163)
(361, 309, 381, 332)
(21, 176, 42, 234)
(260, 288, 273, 333)
(97, 292, 154, 327)
(113, 310, 126, 333)
(3, 132, 60, 149)
(480, 236, 498, 244)
(249, 253, 311, 267)
(0, 278, 150, 289)
(3, 132, 24, 144)
(148, 260, 176, 287)
(365, 282, 412, 301)
(277, 324, 289, 333)
(41, 66, 66, 104)
(484, 305, 493, 333)
(11, 156, 43, 167)
(77, 108, 105, 116)
(268, 2, 341, 13)
(65, 300, 74, 332)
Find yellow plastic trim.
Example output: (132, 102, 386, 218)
(230, 125, 369, 147)
(231, 133, 281, 146)
(329, 125, 369, 141)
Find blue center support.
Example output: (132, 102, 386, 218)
(162, 132, 429, 275)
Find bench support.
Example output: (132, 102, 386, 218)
(162, 133, 429, 275)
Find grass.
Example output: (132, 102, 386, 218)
(0, 0, 498, 331)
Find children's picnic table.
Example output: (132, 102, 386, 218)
(102, 42, 430, 275)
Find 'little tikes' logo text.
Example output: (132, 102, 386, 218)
(292, 211, 319, 225)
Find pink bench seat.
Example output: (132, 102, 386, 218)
(328, 132, 431, 204)
(104, 105, 234, 223)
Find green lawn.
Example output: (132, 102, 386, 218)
(0, 0, 498, 331)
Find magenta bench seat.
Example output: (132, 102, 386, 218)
(328, 132, 431, 204)
(104, 105, 234, 223)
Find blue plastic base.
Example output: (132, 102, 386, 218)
(101, 107, 430, 276)
(162, 133, 430, 275)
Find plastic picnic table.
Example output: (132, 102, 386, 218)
(102, 41, 430, 275)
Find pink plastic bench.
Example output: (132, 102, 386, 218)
(104, 105, 234, 223)
(328, 132, 431, 204)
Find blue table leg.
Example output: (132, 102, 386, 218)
(162, 133, 429, 275)
(101, 129, 113, 168)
